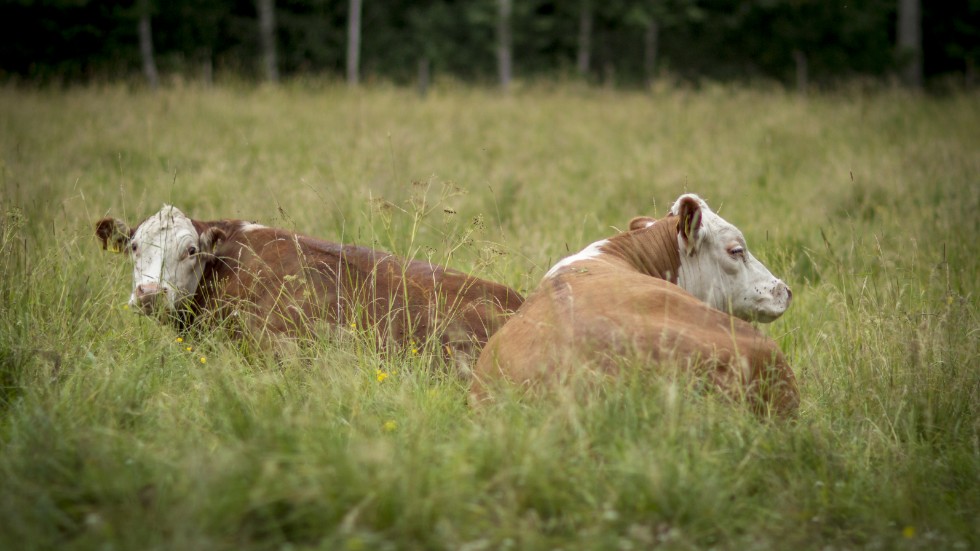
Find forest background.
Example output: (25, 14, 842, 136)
(1, 0, 977, 91)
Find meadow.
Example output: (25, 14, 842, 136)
(0, 81, 977, 550)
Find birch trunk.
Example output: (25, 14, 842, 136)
(577, 0, 592, 77)
(897, 0, 922, 88)
(497, 0, 512, 92)
(138, 0, 159, 90)
(347, 0, 363, 86)
(643, 18, 659, 86)
(256, 0, 279, 82)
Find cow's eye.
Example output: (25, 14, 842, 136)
(188, 246, 198, 257)
(729, 246, 745, 258)
(131, 242, 138, 253)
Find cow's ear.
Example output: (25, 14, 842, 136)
(676, 196, 703, 255)
(95, 217, 132, 254)
(199, 226, 226, 257)
(629, 216, 657, 231)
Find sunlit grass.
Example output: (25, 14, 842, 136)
(0, 82, 977, 550)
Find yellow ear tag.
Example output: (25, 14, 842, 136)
(106, 234, 128, 253)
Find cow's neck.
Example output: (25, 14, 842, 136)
(191, 219, 247, 239)
(601, 216, 682, 283)
(177, 219, 251, 330)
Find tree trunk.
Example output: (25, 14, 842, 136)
(256, 0, 278, 82)
(418, 56, 431, 98)
(897, 0, 922, 88)
(793, 49, 808, 95)
(497, 0, 512, 92)
(347, 0, 363, 86)
(138, 0, 159, 90)
(201, 51, 213, 87)
(603, 61, 616, 88)
(643, 18, 659, 86)
(576, 0, 592, 77)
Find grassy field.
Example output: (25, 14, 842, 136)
(0, 81, 977, 550)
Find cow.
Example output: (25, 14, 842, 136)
(472, 193, 799, 417)
(95, 205, 524, 361)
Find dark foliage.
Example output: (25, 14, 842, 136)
(0, 0, 976, 87)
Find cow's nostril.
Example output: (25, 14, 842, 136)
(137, 283, 162, 298)
(786, 287, 793, 300)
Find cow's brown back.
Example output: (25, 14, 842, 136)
(472, 259, 798, 417)
(190, 224, 523, 357)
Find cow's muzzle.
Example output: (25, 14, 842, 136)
(132, 282, 168, 313)
(744, 281, 793, 323)
(778, 281, 793, 305)
(762, 281, 792, 322)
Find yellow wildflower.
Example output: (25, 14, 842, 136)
(186, 346, 193, 352)
(200, 356, 207, 364)
(175, 337, 183, 343)
(902, 526, 915, 539)
(376, 369, 388, 383)
(383, 420, 397, 432)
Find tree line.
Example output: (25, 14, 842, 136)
(1, 0, 976, 91)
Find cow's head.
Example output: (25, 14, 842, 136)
(669, 194, 791, 322)
(96, 205, 224, 316)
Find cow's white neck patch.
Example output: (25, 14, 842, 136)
(544, 239, 609, 279)
(240, 222, 266, 233)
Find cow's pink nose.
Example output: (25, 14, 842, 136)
(777, 282, 793, 305)
(135, 283, 165, 308)
(136, 283, 162, 297)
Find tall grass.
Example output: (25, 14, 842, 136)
(0, 82, 977, 550)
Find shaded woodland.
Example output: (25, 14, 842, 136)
(1, 0, 976, 90)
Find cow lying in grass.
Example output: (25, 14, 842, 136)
(96, 205, 524, 360)
(472, 193, 799, 417)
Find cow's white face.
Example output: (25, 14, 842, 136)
(96, 205, 222, 316)
(671, 194, 792, 322)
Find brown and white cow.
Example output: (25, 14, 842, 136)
(96, 205, 524, 359)
(472, 194, 799, 417)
